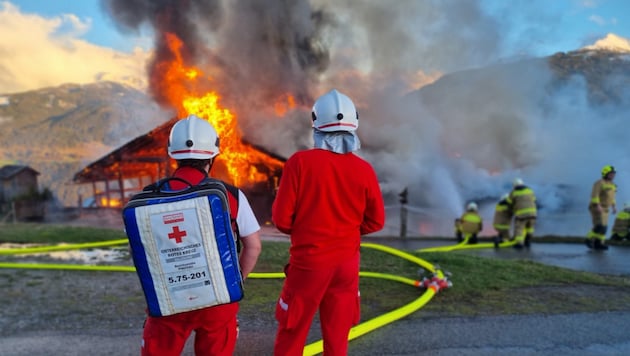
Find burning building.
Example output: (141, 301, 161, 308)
(73, 116, 285, 224)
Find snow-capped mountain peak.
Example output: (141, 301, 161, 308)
(582, 33, 630, 53)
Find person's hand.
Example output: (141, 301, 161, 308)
(612, 206, 617, 214)
(597, 204, 603, 213)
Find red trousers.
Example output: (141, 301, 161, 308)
(141, 302, 239, 356)
(274, 253, 361, 356)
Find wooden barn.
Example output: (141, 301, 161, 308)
(0, 164, 44, 221)
(72, 118, 285, 224)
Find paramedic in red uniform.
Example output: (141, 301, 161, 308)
(272, 89, 385, 356)
(141, 115, 262, 356)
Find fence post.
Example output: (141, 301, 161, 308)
(399, 188, 408, 239)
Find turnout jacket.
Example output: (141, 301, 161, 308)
(272, 149, 385, 270)
(590, 178, 617, 209)
(493, 199, 513, 230)
(507, 185, 537, 219)
(457, 211, 482, 234)
(612, 209, 630, 236)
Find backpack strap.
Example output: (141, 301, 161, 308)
(200, 177, 241, 252)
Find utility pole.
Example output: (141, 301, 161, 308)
(399, 188, 408, 239)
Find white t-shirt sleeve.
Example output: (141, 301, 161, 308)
(236, 189, 261, 237)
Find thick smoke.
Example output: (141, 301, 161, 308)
(102, 0, 628, 236)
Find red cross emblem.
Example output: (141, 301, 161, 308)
(168, 226, 187, 243)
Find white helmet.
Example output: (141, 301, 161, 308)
(500, 193, 509, 201)
(467, 202, 478, 211)
(168, 114, 220, 160)
(311, 89, 359, 132)
(513, 178, 524, 187)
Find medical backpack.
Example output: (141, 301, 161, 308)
(122, 177, 243, 317)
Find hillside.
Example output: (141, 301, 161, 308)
(0, 82, 170, 206)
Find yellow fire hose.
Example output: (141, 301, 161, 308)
(418, 237, 518, 253)
(0, 239, 128, 255)
(0, 240, 450, 356)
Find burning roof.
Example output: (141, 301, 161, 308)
(73, 116, 285, 186)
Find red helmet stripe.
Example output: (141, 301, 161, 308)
(317, 122, 357, 129)
(170, 149, 216, 155)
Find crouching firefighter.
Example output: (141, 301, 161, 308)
(586, 165, 617, 250)
(122, 115, 262, 356)
(455, 202, 483, 244)
(611, 203, 630, 241)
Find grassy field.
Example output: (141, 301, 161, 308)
(2, 223, 630, 321)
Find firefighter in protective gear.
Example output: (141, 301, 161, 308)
(586, 165, 617, 250)
(507, 178, 537, 249)
(272, 89, 385, 356)
(140, 115, 263, 356)
(455, 202, 483, 244)
(492, 193, 513, 247)
(611, 202, 630, 241)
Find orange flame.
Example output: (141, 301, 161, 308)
(273, 93, 297, 117)
(158, 33, 283, 186)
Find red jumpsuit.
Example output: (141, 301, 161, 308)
(141, 166, 240, 356)
(272, 149, 385, 356)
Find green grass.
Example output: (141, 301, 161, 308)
(0, 223, 126, 243)
(2, 224, 630, 318)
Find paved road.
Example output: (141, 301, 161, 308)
(3, 311, 629, 356)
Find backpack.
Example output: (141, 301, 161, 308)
(122, 177, 243, 317)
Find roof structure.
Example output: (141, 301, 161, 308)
(0, 165, 40, 180)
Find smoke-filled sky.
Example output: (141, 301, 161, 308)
(3, 0, 630, 235)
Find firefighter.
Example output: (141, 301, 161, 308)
(586, 165, 617, 250)
(507, 178, 537, 249)
(610, 202, 630, 241)
(272, 89, 385, 356)
(492, 193, 513, 248)
(455, 202, 483, 244)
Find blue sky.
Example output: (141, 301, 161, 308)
(7, 0, 150, 52)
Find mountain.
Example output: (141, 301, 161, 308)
(0, 82, 170, 206)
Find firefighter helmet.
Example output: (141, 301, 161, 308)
(513, 178, 524, 187)
(168, 114, 220, 160)
(601, 165, 616, 178)
(500, 193, 509, 201)
(311, 89, 359, 132)
(467, 202, 478, 211)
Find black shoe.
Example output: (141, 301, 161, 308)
(593, 239, 609, 250)
(610, 234, 623, 241)
(524, 237, 531, 248)
(585, 239, 594, 249)
(513, 243, 524, 250)
(468, 236, 478, 245)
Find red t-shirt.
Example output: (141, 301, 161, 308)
(272, 149, 385, 269)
